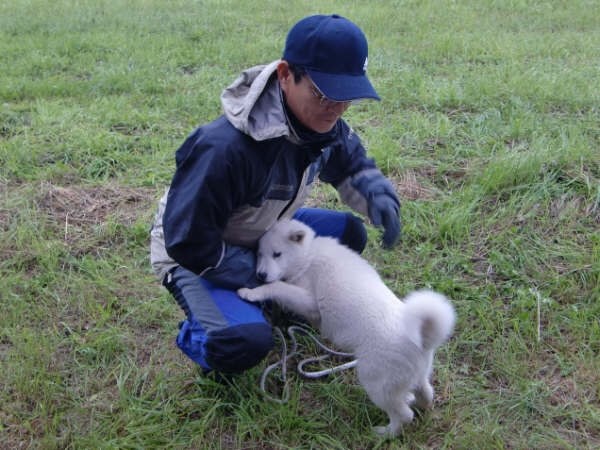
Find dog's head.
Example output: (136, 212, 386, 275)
(256, 219, 315, 283)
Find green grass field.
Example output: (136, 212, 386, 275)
(1, 0, 599, 448)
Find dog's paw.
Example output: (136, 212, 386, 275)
(373, 425, 398, 438)
(237, 287, 265, 302)
(413, 383, 434, 410)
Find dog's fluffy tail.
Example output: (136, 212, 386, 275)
(403, 290, 456, 350)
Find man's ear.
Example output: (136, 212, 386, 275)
(289, 229, 305, 244)
(277, 60, 292, 90)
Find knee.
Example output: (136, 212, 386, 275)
(205, 322, 274, 373)
(341, 213, 367, 254)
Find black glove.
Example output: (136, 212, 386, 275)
(352, 173, 401, 248)
(368, 191, 401, 248)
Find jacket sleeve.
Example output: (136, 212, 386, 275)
(319, 121, 401, 247)
(201, 243, 260, 289)
(319, 121, 398, 216)
(162, 124, 259, 289)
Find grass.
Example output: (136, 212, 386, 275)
(1, 0, 599, 448)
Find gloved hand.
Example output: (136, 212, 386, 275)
(368, 191, 401, 248)
(351, 172, 401, 248)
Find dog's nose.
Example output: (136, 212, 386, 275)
(257, 271, 266, 282)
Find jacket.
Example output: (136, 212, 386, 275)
(150, 60, 394, 288)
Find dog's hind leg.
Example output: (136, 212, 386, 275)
(413, 381, 434, 410)
(370, 391, 414, 437)
(358, 365, 414, 437)
(413, 352, 435, 409)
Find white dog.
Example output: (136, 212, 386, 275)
(238, 219, 456, 437)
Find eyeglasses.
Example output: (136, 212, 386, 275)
(307, 79, 353, 109)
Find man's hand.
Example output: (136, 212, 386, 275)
(341, 169, 402, 249)
(368, 193, 401, 248)
(354, 173, 401, 248)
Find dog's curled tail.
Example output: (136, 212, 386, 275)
(403, 290, 456, 350)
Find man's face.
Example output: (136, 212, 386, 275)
(277, 61, 351, 134)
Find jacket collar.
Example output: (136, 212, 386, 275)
(221, 60, 340, 151)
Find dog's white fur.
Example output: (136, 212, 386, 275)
(238, 219, 455, 436)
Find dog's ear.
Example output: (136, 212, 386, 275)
(289, 229, 305, 244)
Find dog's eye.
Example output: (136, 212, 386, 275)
(273, 251, 281, 258)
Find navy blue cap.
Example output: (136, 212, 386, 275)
(283, 14, 380, 102)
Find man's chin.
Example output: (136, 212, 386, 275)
(310, 120, 337, 134)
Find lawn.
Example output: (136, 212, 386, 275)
(1, 0, 599, 449)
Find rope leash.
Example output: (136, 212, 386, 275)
(259, 324, 357, 403)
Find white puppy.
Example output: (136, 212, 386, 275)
(238, 219, 456, 437)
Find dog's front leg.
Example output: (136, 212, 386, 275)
(238, 282, 320, 324)
(237, 284, 274, 303)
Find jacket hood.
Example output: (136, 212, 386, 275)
(221, 60, 289, 141)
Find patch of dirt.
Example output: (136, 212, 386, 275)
(36, 182, 156, 248)
(308, 169, 440, 207)
(38, 182, 155, 227)
(394, 169, 439, 201)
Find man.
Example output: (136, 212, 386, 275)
(150, 14, 401, 374)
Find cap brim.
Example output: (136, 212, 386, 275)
(307, 69, 381, 102)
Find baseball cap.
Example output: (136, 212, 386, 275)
(282, 14, 380, 102)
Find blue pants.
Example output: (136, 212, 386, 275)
(163, 208, 367, 373)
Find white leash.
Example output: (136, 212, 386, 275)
(259, 324, 356, 403)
